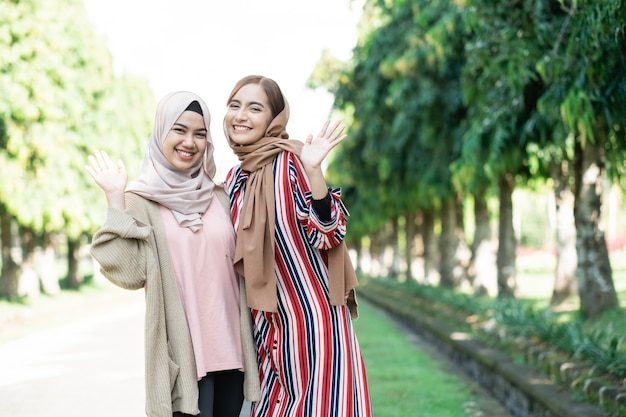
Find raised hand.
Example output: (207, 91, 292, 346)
(300, 120, 347, 171)
(85, 150, 127, 211)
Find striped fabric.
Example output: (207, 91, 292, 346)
(226, 151, 373, 417)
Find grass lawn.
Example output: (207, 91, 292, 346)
(354, 300, 509, 417)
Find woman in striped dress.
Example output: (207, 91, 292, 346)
(223, 75, 373, 417)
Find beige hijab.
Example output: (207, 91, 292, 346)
(226, 100, 358, 317)
(127, 91, 216, 232)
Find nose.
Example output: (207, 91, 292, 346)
(182, 132, 194, 145)
(234, 107, 246, 121)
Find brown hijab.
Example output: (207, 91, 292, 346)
(226, 95, 358, 318)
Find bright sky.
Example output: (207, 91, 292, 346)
(83, 0, 362, 180)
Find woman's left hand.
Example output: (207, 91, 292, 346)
(300, 120, 347, 171)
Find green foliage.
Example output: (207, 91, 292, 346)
(313, 0, 626, 235)
(536, 0, 626, 178)
(324, 0, 469, 241)
(461, 0, 556, 187)
(0, 0, 155, 238)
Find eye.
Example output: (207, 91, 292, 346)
(228, 102, 240, 110)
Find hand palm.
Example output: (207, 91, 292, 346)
(300, 120, 347, 169)
(86, 150, 127, 194)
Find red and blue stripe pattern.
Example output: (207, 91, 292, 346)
(226, 151, 372, 417)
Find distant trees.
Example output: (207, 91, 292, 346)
(311, 0, 626, 318)
(0, 0, 154, 300)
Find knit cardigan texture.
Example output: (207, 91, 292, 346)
(90, 188, 260, 417)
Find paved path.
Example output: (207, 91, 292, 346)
(0, 301, 145, 416)
(0, 289, 507, 417)
(0, 293, 252, 417)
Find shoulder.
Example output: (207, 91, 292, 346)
(213, 184, 231, 215)
(274, 150, 303, 172)
(124, 192, 160, 222)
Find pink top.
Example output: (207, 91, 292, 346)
(160, 198, 243, 379)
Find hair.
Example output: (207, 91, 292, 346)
(227, 75, 285, 118)
(185, 100, 203, 115)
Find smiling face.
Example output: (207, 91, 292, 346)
(162, 110, 208, 172)
(224, 83, 273, 146)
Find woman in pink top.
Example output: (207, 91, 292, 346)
(87, 91, 259, 417)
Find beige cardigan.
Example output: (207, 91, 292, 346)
(90, 186, 260, 417)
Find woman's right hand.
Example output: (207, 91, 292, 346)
(86, 150, 127, 211)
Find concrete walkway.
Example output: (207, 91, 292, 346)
(1, 287, 515, 417)
(0, 301, 145, 416)
(0, 293, 253, 417)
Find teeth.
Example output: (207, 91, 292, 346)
(178, 150, 193, 156)
(234, 125, 250, 131)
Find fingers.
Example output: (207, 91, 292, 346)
(318, 120, 347, 143)
(326, 120, 343, 139)
(326, 122, 346, 146)
(116, 159, 126, 173)
(85, 150, 124, 175)
(97, 149, 113, 170)
(317, 120, 331, 138)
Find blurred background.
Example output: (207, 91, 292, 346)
(1, 0, 625, 323)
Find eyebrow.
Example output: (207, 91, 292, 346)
(230, 99, 266, 108)
(172, 122, 207, 131)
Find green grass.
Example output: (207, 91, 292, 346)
(354, 300, 490, 417)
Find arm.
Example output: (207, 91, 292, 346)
(86, 150, 150, 290)
(90, 205, 152, 290)
(289, 153, 348, 250)
(85, 149, 127, 211)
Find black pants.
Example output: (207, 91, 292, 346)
(173, 370, 245, 417)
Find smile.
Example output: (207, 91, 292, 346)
(176, 150, 194, 157)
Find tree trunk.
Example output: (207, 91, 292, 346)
(471, 188, 497, 296)
(39, 233, 61, 294)
(454, 194, 471, 288)
(389, 216, 401, 279)
(422, 208, 439, 284)
(550, 157, 577, 305)
(405, 211, 417, 282)
(0, 204, 20, 300)
(497, 173, 517, 298)
(439, 197, 456, 288)
(369, 228, 386, 278)
(351, 238, 363, 277)
(64, 236, 83, 289)
(573, 136, 618, 318)
(18, 226, 40, 299)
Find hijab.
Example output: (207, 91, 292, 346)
(225, 95, 358, 316)
(127, 91, 216, 232)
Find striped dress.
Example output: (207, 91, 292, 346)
(225, 151, 373, 417)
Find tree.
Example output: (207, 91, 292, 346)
(536, 0, 625, 318)
(0, 0, 154, 298)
